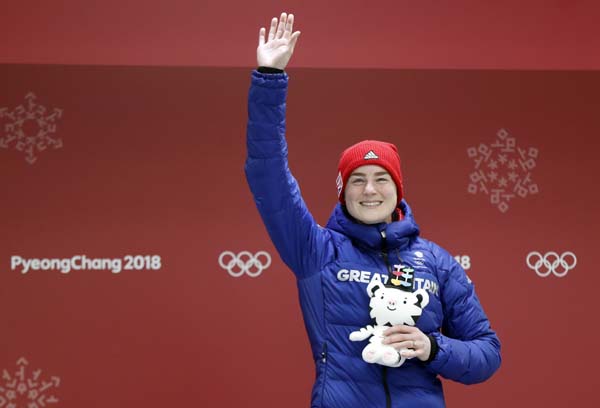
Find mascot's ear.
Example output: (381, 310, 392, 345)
(367, 274, 383, 298)
(414, 288, 430, 309)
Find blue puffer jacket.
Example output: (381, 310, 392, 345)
(245, 71, 501, 408)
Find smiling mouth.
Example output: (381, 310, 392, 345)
(387, 306, 396, 311)
(360, 201, 382, 208)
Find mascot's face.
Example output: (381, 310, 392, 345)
(367, 274, 429, 326)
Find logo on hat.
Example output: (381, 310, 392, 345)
(363, 150, 379, 160)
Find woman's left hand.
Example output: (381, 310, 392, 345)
(383, 325, 431, 361)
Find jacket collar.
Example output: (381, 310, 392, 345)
(326, 200, 420, 251)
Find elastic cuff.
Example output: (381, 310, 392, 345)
(257, 66, 284, 74)
(424, 334, 439, 364)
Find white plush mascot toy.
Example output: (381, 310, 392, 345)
(349, 266, 429, 368)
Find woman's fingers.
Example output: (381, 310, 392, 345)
(383, 324, 418, 337)
(283, 14, 294, 39)
(400, 348, 427, 358)
(268, 17, 277, 41)
(289, 31, 301, 51)
(391, 340, 416, 350)
(276, 12, 287, 39)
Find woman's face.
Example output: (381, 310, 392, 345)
(344, 165, 397, 224)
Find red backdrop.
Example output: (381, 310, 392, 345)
(1, 0, 600, 70)
(1, 1, 600, 407)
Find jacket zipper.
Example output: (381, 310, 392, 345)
(318, 341, 328, 406)
(380, 230, 392, 408)
(380, 230, 392, 274)
(382, 367, 392, 408)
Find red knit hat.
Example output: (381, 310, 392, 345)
(336, 140, 404, 204)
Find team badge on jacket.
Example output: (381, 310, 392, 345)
(349, 266, 429, 368)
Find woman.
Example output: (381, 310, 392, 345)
(245, 12, 501, 408)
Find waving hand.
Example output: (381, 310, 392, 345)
(257, 12, 301, 70)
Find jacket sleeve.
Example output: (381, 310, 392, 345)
(244, 70, 332, 279)
(426, 246, 502, 384)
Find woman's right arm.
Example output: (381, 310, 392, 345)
(245, 13, 332, 278)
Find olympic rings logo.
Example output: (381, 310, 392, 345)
(526, 251, 577, 278)
(218, 251, 272, 278)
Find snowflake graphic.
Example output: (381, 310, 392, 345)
(0, 93, 63, 164)
(467, 128, 539, 213)
(0, 357, 60, 408)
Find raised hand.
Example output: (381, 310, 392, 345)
(257, 12, 301, 70)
